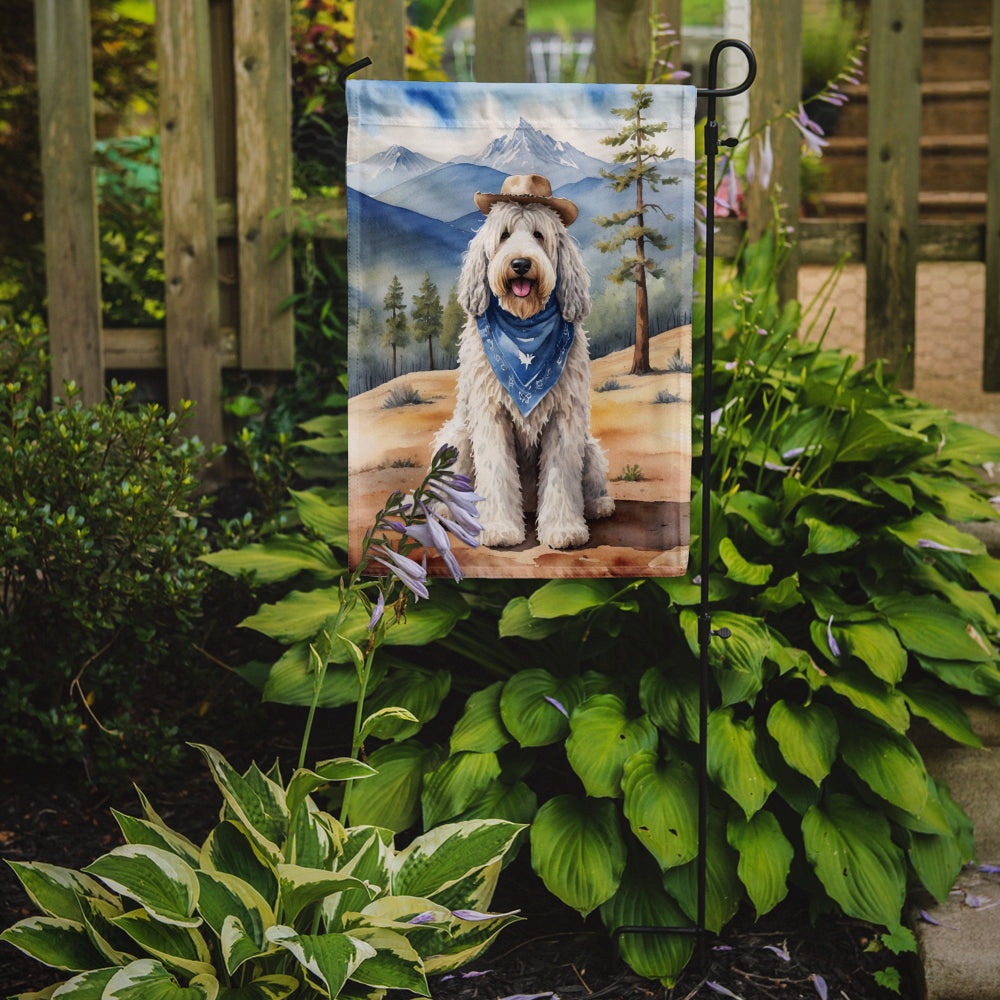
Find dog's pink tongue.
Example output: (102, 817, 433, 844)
(512, 278, 532, 298)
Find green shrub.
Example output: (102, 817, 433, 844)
(1, 743, 524, 997)
(0, 317, 220, 782)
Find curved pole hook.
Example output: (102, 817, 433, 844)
(338, 57, 373, 90)
(697, 38, 757, 99)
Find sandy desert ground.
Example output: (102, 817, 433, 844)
(348, 326, 694, 578)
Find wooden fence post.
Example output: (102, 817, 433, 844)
(746, 0, 801, 305)
(474, 0, 527, 82)
(594, 0, 653, 84)
(34, 0, 104, 405)
(157, 0, 223, 445)
(983, 0, 1000, 391)
(355, 0, 406, 80)
(233, 0, 294, 370)
(864, 0, 923, 389)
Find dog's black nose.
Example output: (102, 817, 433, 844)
(511, 258, 531, 276)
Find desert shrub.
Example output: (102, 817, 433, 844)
(383, 383, 425, 408)
(654, 388, 683, 403)
(596, 377, 623, 392)
(0, 317, 221, 783)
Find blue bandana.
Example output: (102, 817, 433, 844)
(476, 283, 575, 416)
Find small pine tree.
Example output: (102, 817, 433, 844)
(411, 271, 443, 371)
(593, 84, 679, 375)
(440, 288, 465, 358)
(382, 274, 409, 379)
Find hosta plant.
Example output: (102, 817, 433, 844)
(1, 743, 523, 999)
(339, 233, 1000, 984)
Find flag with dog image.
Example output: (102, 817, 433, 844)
(346, 80, 696, 578)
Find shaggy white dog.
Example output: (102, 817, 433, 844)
(434, 174, 614, 549)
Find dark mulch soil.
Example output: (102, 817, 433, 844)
(1, 749, 915, 1000)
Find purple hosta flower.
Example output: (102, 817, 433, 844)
(403, 501, 465, 581)
(763, 944, 790, 962)
(791, 103, 829, 156)
(715, 157, 742, 216)
(544, 695, 569, 718)
(919, 909, 958, 929)
(451, 908, 521, 921)
(747, 125, 774, 191)
(367, 590, 385, 631)
(407, 911, 438, 925)
(425, 478, 484, 540)
(827, 615, 842, 658)
(441, 970, 493, 981)
(706, 983, 742, 999)
(811, 974, 828, 1000)
(979, 864, 1000, 874)
(370, 544, 429, 600)
(917, 538, 973, 555)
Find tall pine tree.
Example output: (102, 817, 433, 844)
(411, 271, 443, 370)
(593, 85, 678, 375)
(382, 274, 408, 379)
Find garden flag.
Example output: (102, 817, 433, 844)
(346, 80, 696, 578)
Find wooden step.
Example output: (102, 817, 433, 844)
(922, 25, 993, 83)
(813, 190, 987, 222)
(832, 80, 991, 138)
(821, 134, 989, 193)
(922, 0, 992, 28)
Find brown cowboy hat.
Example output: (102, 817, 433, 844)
(473, 173, 579, 226)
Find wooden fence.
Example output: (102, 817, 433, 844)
(33, 0, 1000, 445)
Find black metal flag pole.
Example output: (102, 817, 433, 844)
(613, 38, 756, 973)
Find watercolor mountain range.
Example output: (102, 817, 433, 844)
(348, 114, 696, 395)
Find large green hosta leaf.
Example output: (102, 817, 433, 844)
(621, 751, 699, 871)
(707, 708, 775, 818)
(362, 667, 451, 741)
(566, 695, 658, 798)
(639, 664, 699, 742)
(530, 795, 626, 917)
(718, 536, 772, 585)
(527, 579, 622, 617)
(839, 718, 929, 817)
(346, 740, 442, 832)
(421, 751, 502, 828)
(802, 793, 906, 926)
(832, 621, 907, 684)
(886, 511, 985, 557)
(874, 594, 996, 663)
(727, 810, 793, 918)
(900, 680, 982, 748)
(765, 700, 838, 786)
(199, 535, 341, 584)
(660, 811, 742, 934)
(600, 853, 694, 987)
(499, 670, 585, 747)
(450, 682, 511, 754)
(680, 610, 771, 706)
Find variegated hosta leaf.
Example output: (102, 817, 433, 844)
(323, 829, 393, 931)
(422, 907, 522, 975)
(802, 793, 906, 926)
(499, 669, 585, 747)
(214, 974, 299, 1000)
(347, 740, 442, 832)
(276, 864, 375, 925)
(765, 700, 838, 786)
(599, 853, 694, 987)
(391, 820, 524, 901)
(110, 908, 214, 978)
(621, 751, 699, 871)
(424, 859, 501, 915)
(450, 681, 511, 754)
(195, 871, 274, 974)
(45, 966, 118, 997)
(200, 822, 278, 910)
(838, 718, 929, 817)
(83, 846, 200, 928)
(344, 926, 429, 995)
(0, 916, 107, 971)
(285, 760, 375, 823)
(265, 926, 375, 998)
(727, 810, 793, 918)
(78, 894, 136, 966)
(661, 811, 742, 934)
(4, 861, 118, 922)
(421, 751, 501, 829)
(288, 802, 343, 870)
(566, 695, 658, 799)
(190, 745, 287, 863)
(112, 810, 202, 868)
(102, 958, 218, 999)
(707, 707, 776, 819)
(529, 795, 626, 917)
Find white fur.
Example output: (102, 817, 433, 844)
(434, 202, 614, 549)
